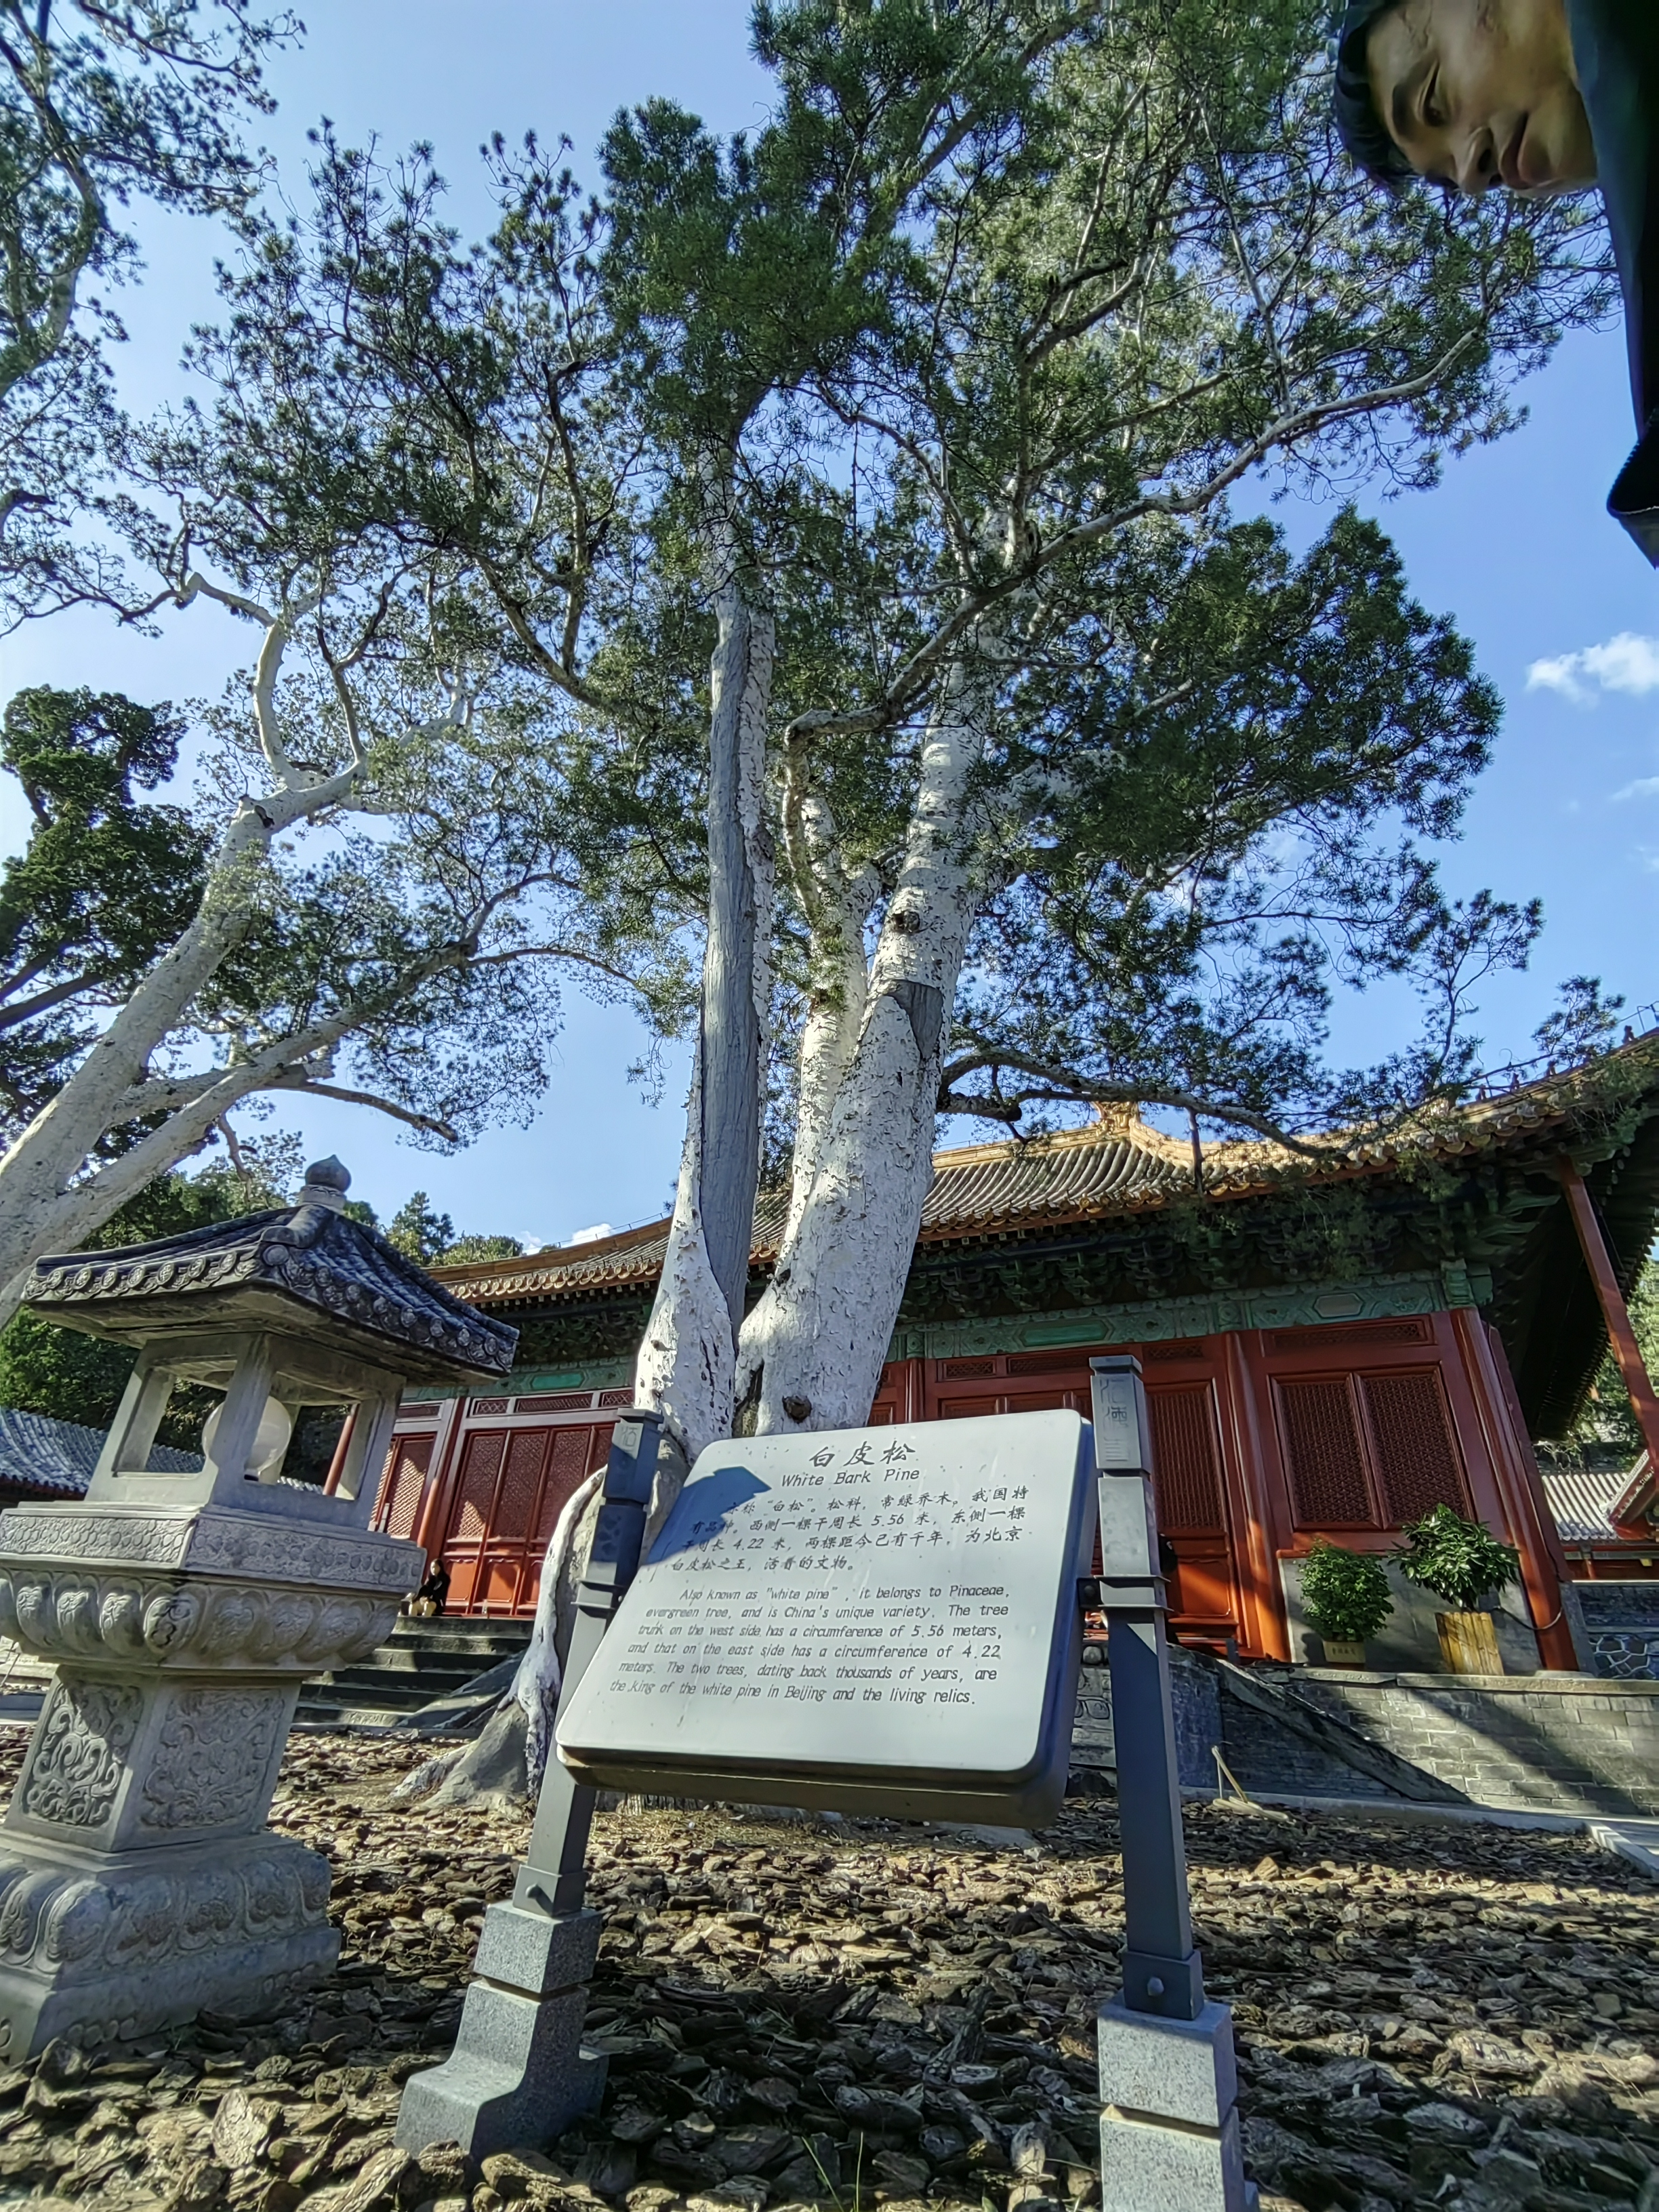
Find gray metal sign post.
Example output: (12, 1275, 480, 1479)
(396, 1408, 663, 2161)
(1088, 1357, 1254, 2212)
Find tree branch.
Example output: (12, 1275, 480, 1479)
(268, 1076, 459, 1143)
(790, 333, 1483, 747)
(936, 1048, 1347, 1158)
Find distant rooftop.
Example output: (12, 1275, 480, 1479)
(1540, 1462, 1653, 1546)
(0, 1406, 200, 1500)
(431, 1033, 1659, 1313)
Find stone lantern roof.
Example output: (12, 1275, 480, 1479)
(22, 1155, 516, 1388)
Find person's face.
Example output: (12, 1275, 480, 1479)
(1366, 0, 1597, 197)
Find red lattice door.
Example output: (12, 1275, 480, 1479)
(1146, 1380, 1239, 1647)
(1359, 1369, 1472, 1523)
(373, 1431, 433, 1542)
(438, 1419, 615, 1614)
(1274, 1376, 1375, 1527)
(1272, 1365, 1472, 1532)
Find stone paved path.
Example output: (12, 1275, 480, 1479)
(0, 1729, 1654, 2210)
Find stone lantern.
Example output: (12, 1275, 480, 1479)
(0, 1157, 516, 2057)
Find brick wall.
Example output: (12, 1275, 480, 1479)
(1292, 1672, 1659, 1816)
(1073, 1652, 1659, 1816)
(1577, 1581, 1659, 1627)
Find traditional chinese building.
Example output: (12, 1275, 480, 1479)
(373, 1038, 1659, 1668)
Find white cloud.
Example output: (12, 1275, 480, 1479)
(1613, 776, 1659, 803)
(1528, 651, 1589, 701)
(1527, 632, 1659, 705)
(567, 1222, 615, 1246)
(1589, 634, 1659, 693)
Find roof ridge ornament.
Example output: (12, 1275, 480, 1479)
(298, 1155, 351, 1212)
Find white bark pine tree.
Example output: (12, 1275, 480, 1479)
(58, 1, 1611, 1799)
(547, 0, 1604, 1782)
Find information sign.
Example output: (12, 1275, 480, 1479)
(556, 1409, 1095, 1822)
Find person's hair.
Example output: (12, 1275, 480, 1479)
(1332, 0, 1417, 186)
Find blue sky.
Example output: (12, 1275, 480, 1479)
(1, 3, 1654, 1248)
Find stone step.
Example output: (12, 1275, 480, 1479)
(330, 1645, 492, 1677)
(294, 1701, 423, 1732)
(304, 1665, 483, 1708)
(386, 1634, 528, 1660)
(295, 1612, 532, 1729)
(390, 1616, 531, 1643)
(390, 1623, 530, 1643)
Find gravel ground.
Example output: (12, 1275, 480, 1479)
(0, 1727, 1654, 2212)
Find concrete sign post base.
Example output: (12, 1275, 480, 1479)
(396, 1412, 662, 2164)
(1097, 1997, 1256, 2212)
(394, 1904, 607, 2157)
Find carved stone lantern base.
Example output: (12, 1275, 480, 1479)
(0, 1500, 421, 2057)
(0, 1826, 335, 2057)
(0, 1153, 518, 2056)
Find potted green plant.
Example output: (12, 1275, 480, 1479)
(1298, 1540, 1394, 1666)
(1393, 1506, 1521, 1675)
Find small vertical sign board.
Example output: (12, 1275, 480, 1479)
(1091, 1360, 1151, 1476)
(556, 1409, 1095, 1823)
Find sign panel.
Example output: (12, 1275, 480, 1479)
(556, 1409, 1095, 1823)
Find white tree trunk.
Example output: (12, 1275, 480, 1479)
(511, 1462, 604, 1789)
(773, 784, 876, 1257)
(0, 814, 315, 1320)
(503, 481, 777, 1790)
(0, 588, 375, 1324)
(739, 657, 989, 1433)
(630, 480, 775, 1463)
(633, 1038, 740, 1469)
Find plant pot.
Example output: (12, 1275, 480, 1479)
(1436, 1610, 1503, 1676)
(1318, 1637, 1368, 1668)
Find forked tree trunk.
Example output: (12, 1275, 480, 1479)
(633, 486, 777, 1468)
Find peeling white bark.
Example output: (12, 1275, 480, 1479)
(634, 1041, 739, 1469)
(740, 654, 992, 1433)
(510, 464, 777, 1753)
(774, 769, 880, 1258)
(631, 469, 775, 1457)
(0, 588, 375, 1323)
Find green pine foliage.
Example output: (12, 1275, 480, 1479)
(148, 0, 1614, 1170)
(1299, 1540, 1395, 1643)
(0, 689, 210, 1132)
(386, 1192, 457, 1266)
(384, 1193, 523, 1267)
(436, 1235, 526, 1267)
(1393, 1506, 1521, 1613)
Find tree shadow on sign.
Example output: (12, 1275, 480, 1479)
(647, 1464, 769, 1561)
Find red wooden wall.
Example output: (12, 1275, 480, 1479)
(374, 1387, 632, 1616)
(374, 1309, 1574, 1664)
